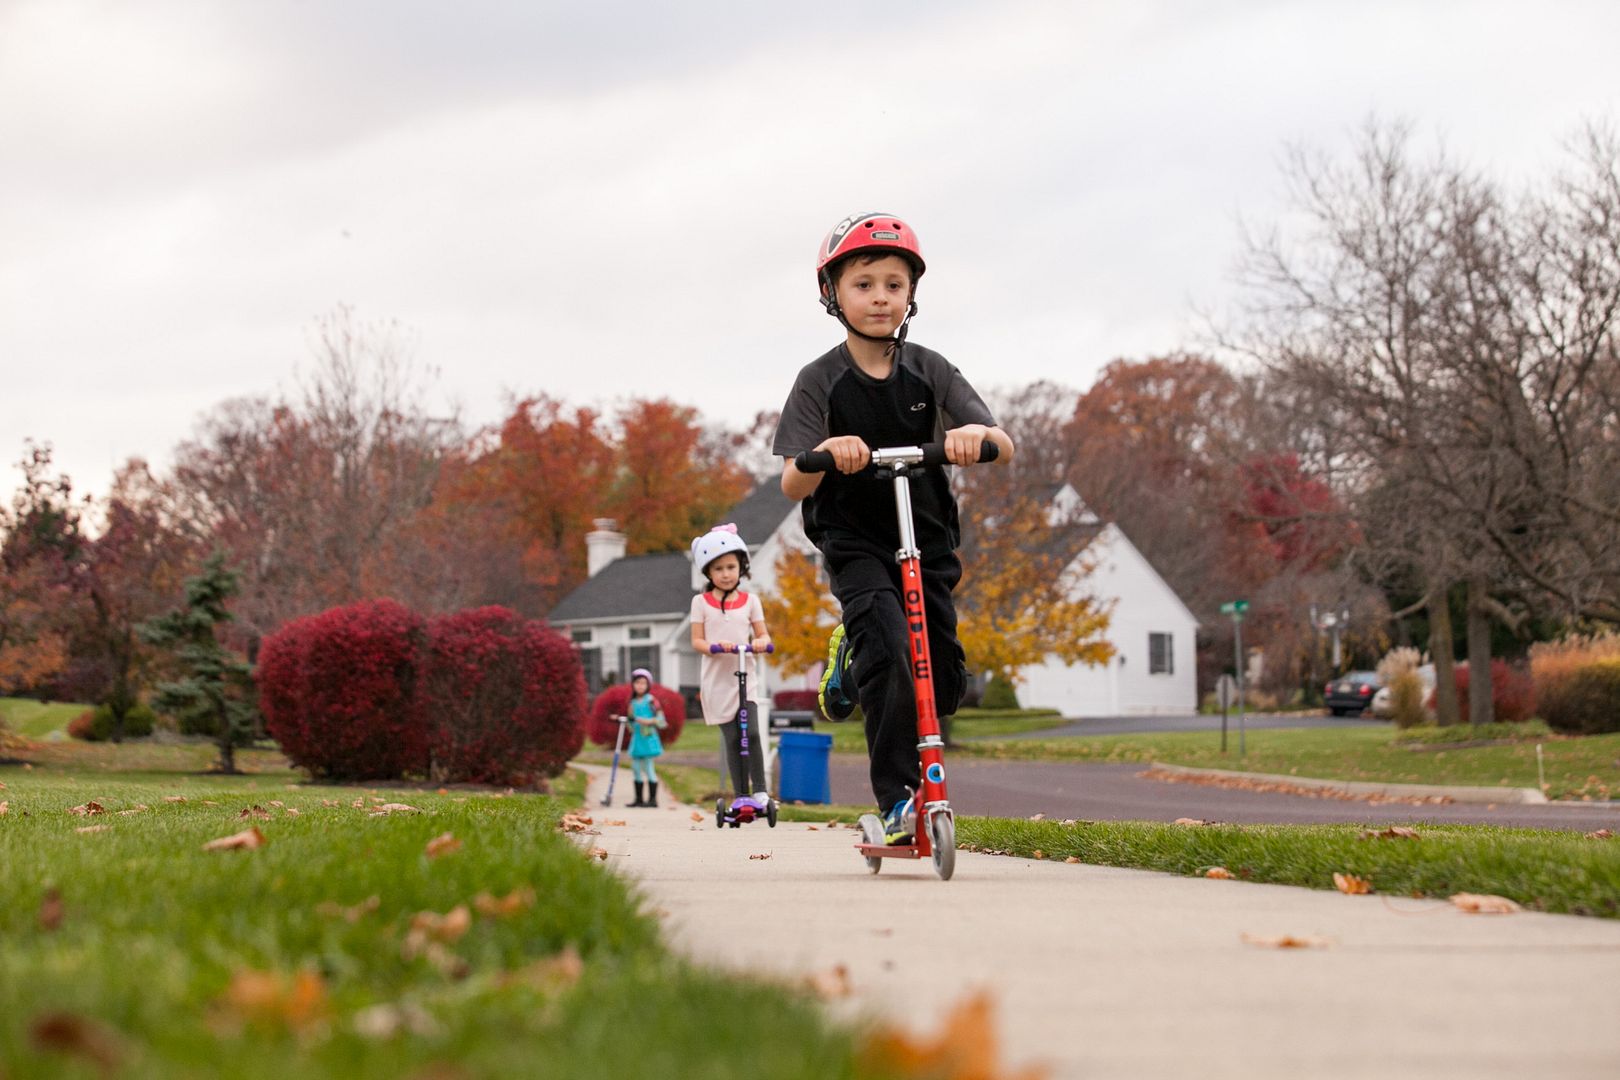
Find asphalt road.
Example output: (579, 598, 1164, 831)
(977, 710, 1388, 737)
(825, 756, 1620, 830)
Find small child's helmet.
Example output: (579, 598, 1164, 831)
(630, 667, 653, 684)
(691, 524, 750, 579)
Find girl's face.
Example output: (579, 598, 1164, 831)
(706, 552, 742, 592)
(632, 676, 650, 696)
(833, 254, 914, 338)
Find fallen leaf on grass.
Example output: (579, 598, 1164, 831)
(1586, 829, 1613, 840)
(1173, 817, 1219, 826)
(1031, 850, 1047, 860)
(424, 832, 462, 859)
(1240, 932, 1332, 949)
(749, 852, 773, 861)
(202, 826, 267, 852)
(354, 1001, 441, 1040)
(68, 802, 105, 816)
(0, 801, 9, 815)
(163, 795, 186, 803)
(116, 804, 149, 816)
(1027, 813, 1046, 822)
(75, 824, 110, 834)
(859, 990, 1047, 1080)
(369, 803, 422, 816)
(284, 807, 300, 816)
(1205, 866, 1234, 879)
(315, 895, 380, 922)
(559, 813, 593, 833)
(219, 968, 329, 1033)
(239, 805, 272, 820)
(1449, 892, 1522, 914)
(1359, 826, 1420, 841)
(1064, 856, 1080, 864)
(407, 905, 472, 944)
(498, 946, 584, 993)
(1333, 873, 1373, 895)
(321, 799, 341, 807)
(38, 887, 64, 931)
(29, 1012, 123, 1075)
(805, 963, 853, 999)
(473, 887, 536, 918)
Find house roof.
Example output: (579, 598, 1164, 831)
(547, 552, 693, 623)
(723, 483, 796, 547)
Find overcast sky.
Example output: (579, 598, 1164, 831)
(3, 0, 1617, 502)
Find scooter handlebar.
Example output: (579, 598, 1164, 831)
(794, 440, 998, 474)
(708, 643, 775, 654)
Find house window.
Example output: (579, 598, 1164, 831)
(1148, 633, 1174, 675)
(580, 647, 604, 696)
(627, 645, 659, 684)
(628, 626, 651, 640)
(571, 629, 593, 645)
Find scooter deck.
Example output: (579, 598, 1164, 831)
(853, 842, 923, 860)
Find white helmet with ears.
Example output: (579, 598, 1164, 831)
(691, 524, 750, 579)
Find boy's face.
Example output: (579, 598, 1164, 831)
(833, 254, 914, 338)
(706, 553, 742, 591)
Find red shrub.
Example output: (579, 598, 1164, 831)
(1440, 659, 1536, 724)
(66, 710, 99, 742)
(421, 607, 586, 785)
(257, 599, 430, 780)
(773, 688, 828, 721)
(587, 682, 687, 749)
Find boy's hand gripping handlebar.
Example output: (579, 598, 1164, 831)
(793, 440, 999, 474)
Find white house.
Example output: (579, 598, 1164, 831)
(548, 481, 1198, 720)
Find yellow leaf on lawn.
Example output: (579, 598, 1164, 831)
(68, 802, 105, 816)
(221, 968, 329, 1033)
(117, 804, 149, 816)
(424, 832, 461, 859)
(75, 825, 110, 834)
(1586, 829, 1613, 840)
(1240, 932, 1332, 949)
(1449, 892, 1522, 914)
(202, 826, 267, 852)
(1064, 856, 1080, 864)
(1174, 817, 1217, 826)
(1333, 873, 1373, 895)
(1032, 850, 1047, 860)
(499, 946, 584, 993)
(1205, 866, 1234, 879)
(859, 990, 1048, 1080)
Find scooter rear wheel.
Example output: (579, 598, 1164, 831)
(767, 799, 778, 828)
(715, 798, 726, 829)
(857, 813, 885, 874)
(929, 812, 956, 881)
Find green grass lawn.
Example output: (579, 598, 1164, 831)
(1, 696, 86, 739)
(0, 745, 906, 1080)
(960, 724, 1620, 800)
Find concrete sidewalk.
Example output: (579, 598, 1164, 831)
(580, 765, 1620, 1080)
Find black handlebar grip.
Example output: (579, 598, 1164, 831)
(795, 442, 998, 473)
(794, 449, 837, 473)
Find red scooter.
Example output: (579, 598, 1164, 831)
(794, 440, 997, 880)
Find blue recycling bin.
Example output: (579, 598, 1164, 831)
(776, 729, 833, 804)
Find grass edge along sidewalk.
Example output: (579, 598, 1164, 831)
(0, 765, 952, 1080)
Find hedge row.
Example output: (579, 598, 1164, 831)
(257, 601, 585, 784)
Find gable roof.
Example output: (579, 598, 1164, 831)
(723, 482, 796, 547)
(547, 552, 692, 623)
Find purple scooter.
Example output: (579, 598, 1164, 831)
(711, 642, 778, 829)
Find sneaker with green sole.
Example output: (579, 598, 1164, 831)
(882, 796, 915, 846)
(817, 623, 857, 721)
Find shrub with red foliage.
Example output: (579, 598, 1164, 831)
(421, 607, 586, 784)
(587, 682, 687, 749)
(257, 599, 430, 780)
(1439, 659, 1536, 724)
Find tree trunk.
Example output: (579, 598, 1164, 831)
(1428, 583, 1461, 727)
(1466, 576, 1495, 727)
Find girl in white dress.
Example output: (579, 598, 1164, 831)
(689, 524, 773, 802)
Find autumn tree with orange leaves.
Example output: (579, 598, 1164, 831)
(760, 547, 840, 678)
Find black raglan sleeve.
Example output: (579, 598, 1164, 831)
(772, 354, 837, 459)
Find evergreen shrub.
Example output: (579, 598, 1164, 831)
(67, 702, 157, 741)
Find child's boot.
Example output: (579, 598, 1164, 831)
(630, 781, 646, 807)
(647, 781, 659, 807)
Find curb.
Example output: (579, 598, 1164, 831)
(1147, 761, 1549, 805)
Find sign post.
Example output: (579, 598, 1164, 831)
(1219, 601, 1249, 757)
(1215, 674, 1237, 753)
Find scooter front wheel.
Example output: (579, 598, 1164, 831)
(715, 798, 726, 829)
(767, 799, 778, 828)
(857, 813, 885, 874)
(929, 812, 956, 881)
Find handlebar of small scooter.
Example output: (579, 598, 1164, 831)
(793, 440, 999, 474)
(709, 642, 775, 655)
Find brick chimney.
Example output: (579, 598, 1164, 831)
(585, 518, 627, 578)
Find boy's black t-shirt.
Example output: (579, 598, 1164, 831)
(772, 343, 997, 559)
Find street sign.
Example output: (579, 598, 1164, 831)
(1219, 600, 1249, 615)
(1215, 674, 1237, 710)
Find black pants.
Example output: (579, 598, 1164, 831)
(721, 708, 768, 796)
(824, 535, 966, 814)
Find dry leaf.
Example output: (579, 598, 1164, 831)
(28, 1012, 123, 1074)
(1031, 849, 1047, 860)
(603, 819, 627, 827)
(202, 826, 267, 852)
(1586, 829, 1613, 840)
(316, 895, 380, 922)
(1173, 817, 1217, 826)
(1064, 856, 1080, 864)
(589, 847, 609, 860)
(38, 887, 64, 931)
(1240, 932, 1332, 949)
(116, 804, 149, 816)
(1449, 892, 1522, 914)
(269, 800, 284, 807)
(559, 813, 593, 833)
(1205, 866, 1234, 879)
(1359, 826, 1420, 841)
(68, 802, 105, 816)
(424, 832, 462, 859)
(163, 795, 187, 803)
(806, 963, 853, 1000)
(689, 811, 704, 822)
(369, 803, 422, 816)
(239, 805, 271, 819)
(76, 824, 110, 834)
(807, 825, 819, 831)
(1333, 872, 1372, 895)
(284, 807, 300, 816)
(749, 852, 773, 861)
(220, 968, 329, 1032)
(1027, 813, 1046, 822)
(321, 799, 341, 807)
(498, 946, 584, 993)
(473, 887, 536, 918)
(353, 1001, 440, 1040)
(409, 905, 472, 943)
(859, 990, 1046, 1080)
(1, 801, 10, 815)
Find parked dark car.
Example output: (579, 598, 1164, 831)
(1324, 671, 1381, 715)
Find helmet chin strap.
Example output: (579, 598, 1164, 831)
(821, 272, 920, 351)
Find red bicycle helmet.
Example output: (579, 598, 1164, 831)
(816, 211, 926, 285)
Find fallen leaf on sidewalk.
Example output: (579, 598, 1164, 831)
(588, 847, 609, 860)
(1333, 873, 1372, 895)
(1449, 892, 1521, 914)
(1064, 856, 1080, 864)
(806, 825, 819, 831)
(1031, 849, 1046, 860)
(690, 812, 704, 822)
(1205, 866, 1233, 879)
(1358, 826, 1420, 841)
(559, 813, 593, 832)
(1240, 932, 1332, 949)
(603, 819, 627, 827)
(424, 832, 461, 859)
(202, 827, 267, 852)
(805, 963, 852, 999)
(749, 852, 772, 860)
(859, 989, 1047, 1080)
